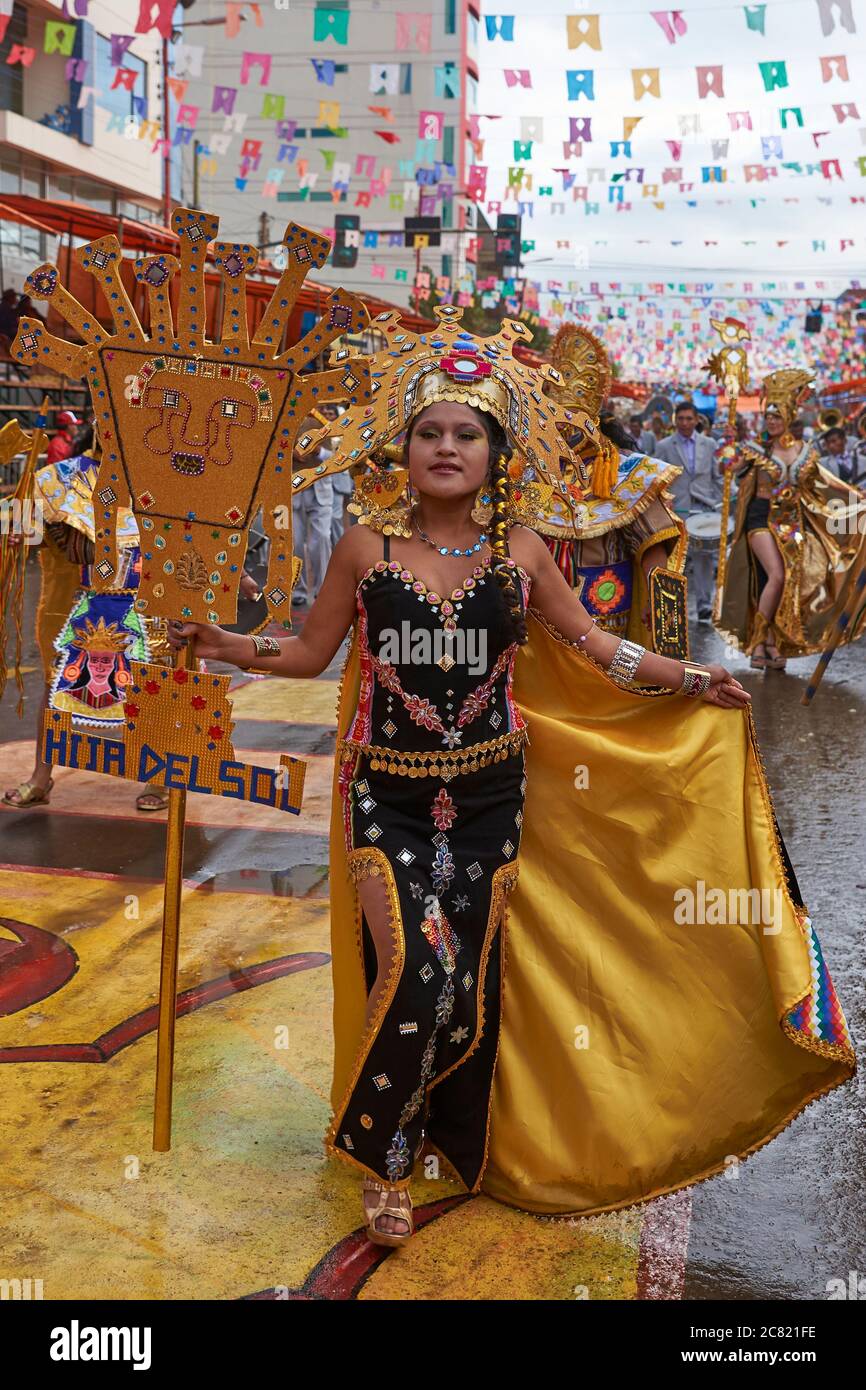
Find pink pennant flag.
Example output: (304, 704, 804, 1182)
(651, 10, 687, 43)
(6, 43, 36, 66)
(240, 51, 271, 85)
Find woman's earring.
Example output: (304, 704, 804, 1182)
(471, 478, 493, 525)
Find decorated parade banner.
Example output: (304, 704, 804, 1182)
(10, 204, 373, 1149)
(42, 661, 305, 814)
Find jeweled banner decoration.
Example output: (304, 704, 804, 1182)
(42, 659, 306, 814)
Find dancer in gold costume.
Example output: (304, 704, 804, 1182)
(718, 368, 866, 669)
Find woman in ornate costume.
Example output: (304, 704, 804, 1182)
(524, 325, 687, 653)
(718, 368, 866, 670)
(170, 308, 854, 1245)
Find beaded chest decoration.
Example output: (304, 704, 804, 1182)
(13, 208, 373, 630)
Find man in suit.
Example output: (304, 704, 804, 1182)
(653, 399, 722, 622)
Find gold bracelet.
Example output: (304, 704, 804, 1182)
(681, 663, 712, 698)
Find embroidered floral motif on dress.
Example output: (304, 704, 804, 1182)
(404, 693, 446, 732)
(456, 645, 516, 729)
(432, 841, 455, 894)
(431, 787, 457, 831)
(386, 974, 456, 1179)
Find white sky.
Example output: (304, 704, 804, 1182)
(476, 0, 866, 287)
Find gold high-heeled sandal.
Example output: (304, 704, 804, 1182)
(362, 1179, 414, 1247)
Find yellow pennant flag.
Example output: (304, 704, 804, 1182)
(632, 68, 661, 100)
(566, 14, 601, 50)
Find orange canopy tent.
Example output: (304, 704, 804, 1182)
(0, 194, 435, 345)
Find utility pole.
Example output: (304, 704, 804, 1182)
(258, 211, 271, 257)
(161, 37, 172, 227)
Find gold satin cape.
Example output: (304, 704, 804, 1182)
(327, 614, 854, 1216)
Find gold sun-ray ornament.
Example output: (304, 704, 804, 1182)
(295, 304, 594, 497)
(13, 208, 373, 629)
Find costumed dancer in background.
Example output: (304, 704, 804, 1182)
(526, 324, 688, 654)
(169, 307, 853, 1246)
(653, 399, 723, 624)
(1, 429, 134, 807)
(717, 369, 866, 671)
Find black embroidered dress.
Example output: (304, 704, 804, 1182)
(326, 540, 530, 1190)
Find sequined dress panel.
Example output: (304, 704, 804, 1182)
(328, 551, 529, 1189)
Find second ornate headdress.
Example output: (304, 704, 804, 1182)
(761, 368, 814, 435)
(542, 323, 618, 497)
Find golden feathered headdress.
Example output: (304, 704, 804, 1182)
(295, 304, 593, 498)
(542, 323, 618, 497)
(761, 368, 814, 430)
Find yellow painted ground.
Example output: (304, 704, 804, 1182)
(0, 867, 645, 1299)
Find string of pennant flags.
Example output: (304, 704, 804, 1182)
(540, 292, 866, 384)
(3, 0, 864, 311)
(482, 3, 859, 47)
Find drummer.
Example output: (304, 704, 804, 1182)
(654, 400, 724, 623)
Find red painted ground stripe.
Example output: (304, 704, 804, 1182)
(241, 1195, 474, 1300)
(0, 950, 330, 1064)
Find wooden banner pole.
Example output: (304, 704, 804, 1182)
(152, 637, 196, 1151)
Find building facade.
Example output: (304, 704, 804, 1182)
(178, 0, 481, 309)
(0, 0, 164, 289)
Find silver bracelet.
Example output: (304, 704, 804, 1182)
(681, 663, 712, 698)
(251, 633, 282, 659)
(607, 638, 646, 687)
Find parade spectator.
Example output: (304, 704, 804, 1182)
(0, 287, 20, 351)
(654, 400, 722, 623)
(820, 427, 857, 483)
(16, 293, 47, 326)
(45, 410, 80, 466)
(629, 413, 657, 455)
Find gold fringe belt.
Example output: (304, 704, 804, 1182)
(339, 727, 528, 777)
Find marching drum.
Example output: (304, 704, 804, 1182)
(685, 509, 734, 553)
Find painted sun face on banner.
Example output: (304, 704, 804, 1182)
(14, 209, 372, 628)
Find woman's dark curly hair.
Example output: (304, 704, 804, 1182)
(404, 406, 528, 645)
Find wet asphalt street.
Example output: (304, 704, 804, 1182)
(1, 554, 864, 1301)
(683, 623, 865, 1300)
